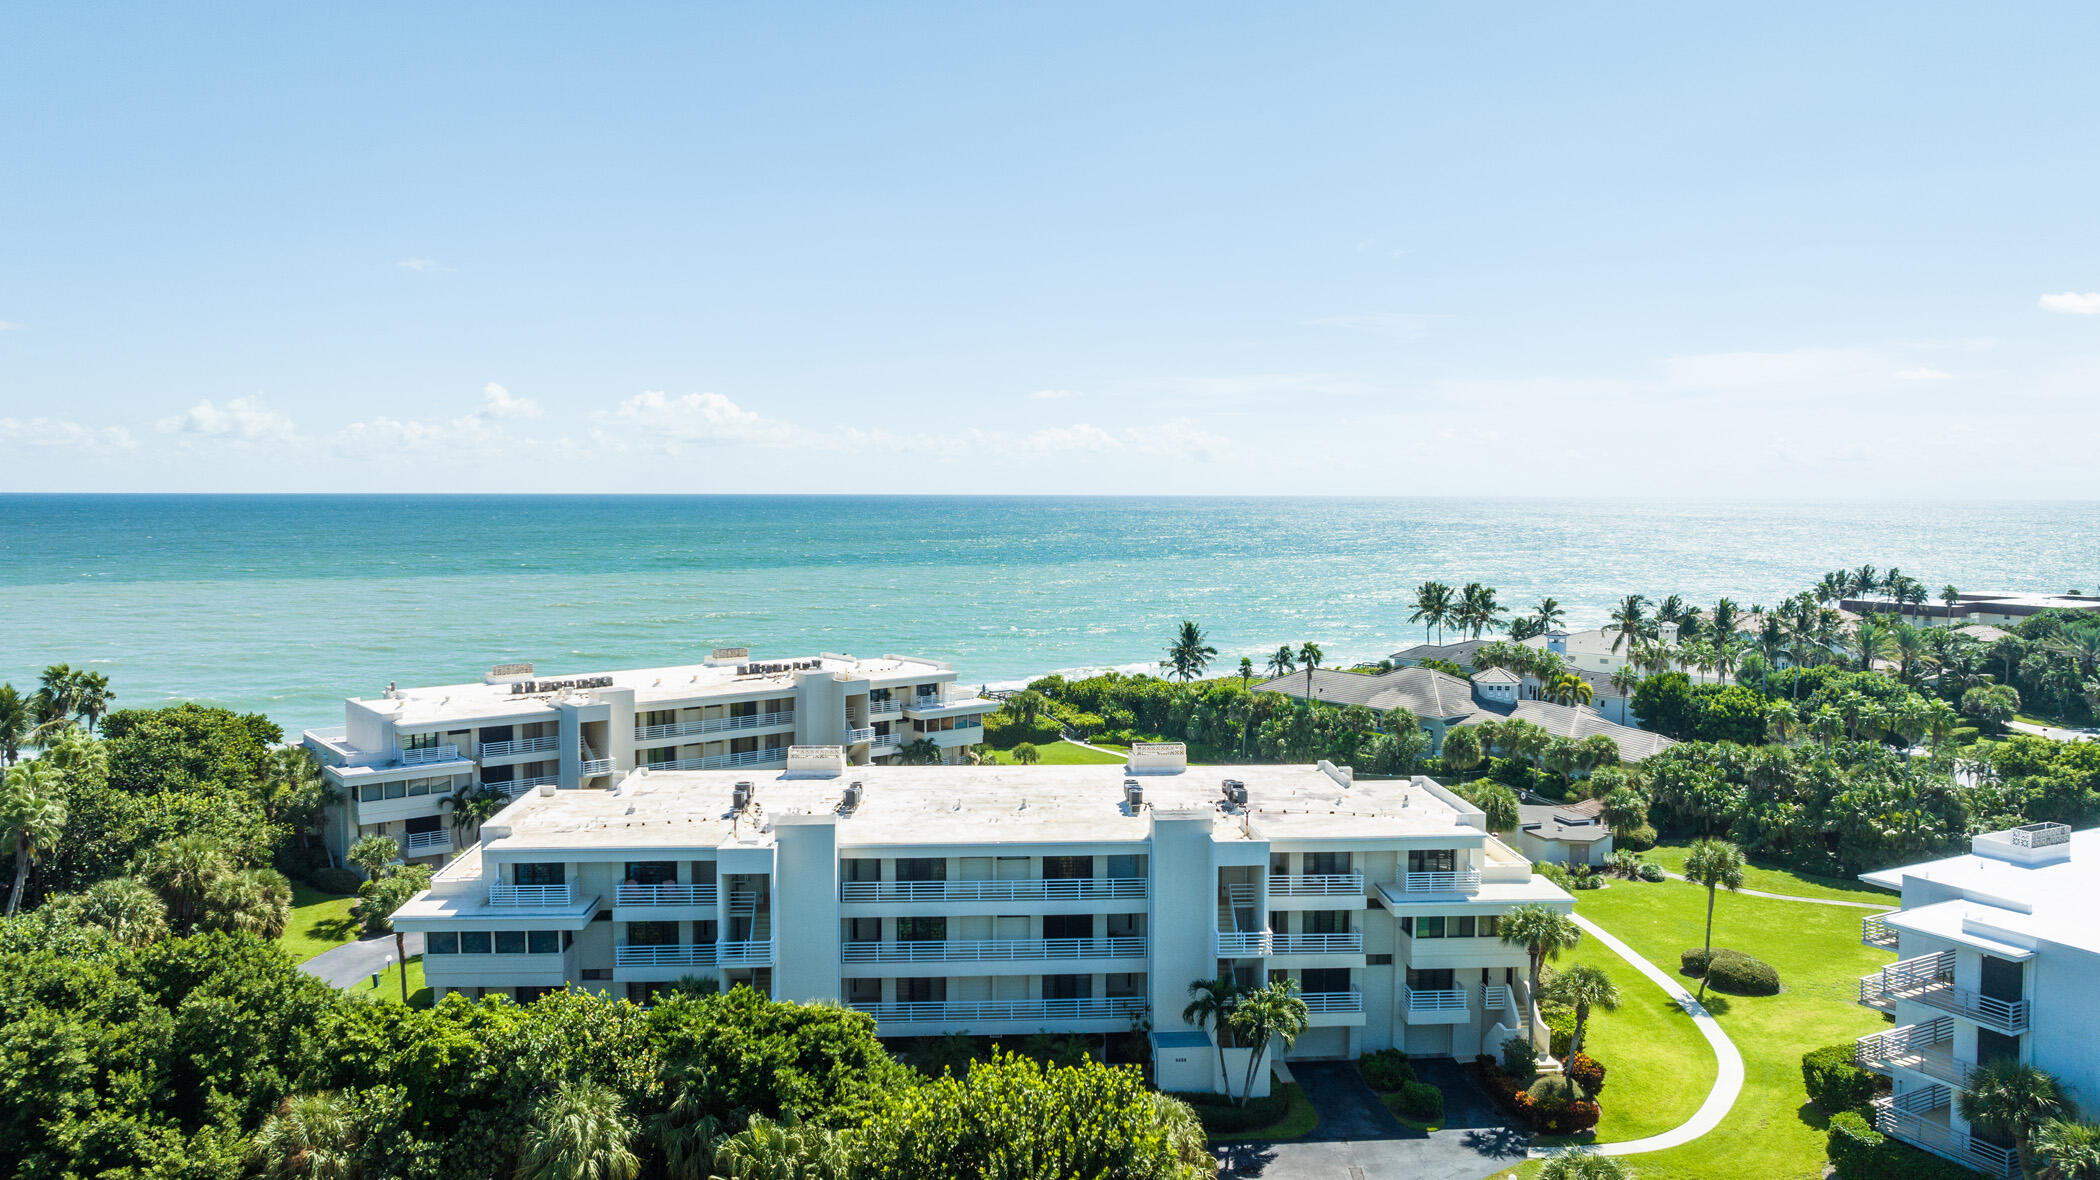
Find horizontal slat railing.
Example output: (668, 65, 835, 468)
(616, 883, 718, 907)
(840, 878, 1148, 903)
(403, 830, 451, 853)
(852, 997, 1149, 1023)
(635, 712, 795, 741)
(1214, 931, 1274, 957)
(1862, 914, 1898, 949)
(841, 937, 1146, 964)
(1270, 874, 1365, 896)
(1399, 869, 1482, 893)
(1404, 985, 1468, 1013)
(1272, 931, 1363, 954)
(1302, 990, 1364, 1013)
(476, 736, 558, 758)
(487, 883, 574, 907)
(651, 749, 790, 772)
(616, 944, 717, 967)
(400, 744, 461, 765)
(717, 940, 776, 966)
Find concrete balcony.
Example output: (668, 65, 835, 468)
(635, 712, 794, 742)
(851, 996, 1147, 1030)
(1270, 873, 1365, 897)
(616, 883, 718, 907)
(843, 727, 875, 745)
(651, 748, 789, 772)
(1215, 931, 1274, 957)
(495, 774, 557, 798)
(841, 937, 1146, 964)
(868, 732, 901, 753)
(1403, 985, 1470, 1024)
(403, 830, 452, 855)
(1272, 932, 1362, 955)
(840, 878, 1148, 904)
(488, 883, 574, 907)
(580, 757, 615, 776)
(1302, 991, 1366, 1026)
(1873, 1089, 2017, 1178)
(1396, 870, 1483, 894)
(400, 744, 461, 766)
(477, 735, 559, 760)
(1856, 1018, 1972, 1087)
(616, 943, 717, 968)
(717, 940, 777, 967)
(867, 699, 903, 720)
(1862, 914, 1899, 950)
(1858, 950, 2029, 1034)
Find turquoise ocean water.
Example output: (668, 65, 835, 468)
(3, 495, 2095, 736)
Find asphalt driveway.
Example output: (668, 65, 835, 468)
(1216, 1058, 1529, 1180)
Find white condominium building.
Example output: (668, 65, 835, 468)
(302, 652, 993, 867)
(387, 743, 1572, 1091)
(1855, 823, 2100, 1178)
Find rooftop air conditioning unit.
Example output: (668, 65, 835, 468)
(1124, 778, 1143, 808)
(843, 781, 863, 810)
(733, 780, 754, 810)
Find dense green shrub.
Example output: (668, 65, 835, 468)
(1501, 1035, 1537, 1079)
(1564, 1052, 1606, 1098)
(1680, 947, 1718, 975)
(1173, 1088, 1292, 1132)
(1544, 1005, 1577, 1059)
(984, 712, 1061, 748)
(1637, 862, 1666, 882)
(1827, 1110, 1982, 1180)
(1395, 1081, 1444, 1123)
(1517, 1075, 1599, 1134)
(308, 867, 362, 896)
(1618, 822, 1658, 851)
(1802, 1044, 1880, 1115)
(1359, 1049, 1413, 1091)
(1706, 950, 1781, 995)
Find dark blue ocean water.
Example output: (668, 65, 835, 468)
(3, 494, 2095, 734)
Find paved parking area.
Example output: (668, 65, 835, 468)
(1216, 1059, 1529, 1180)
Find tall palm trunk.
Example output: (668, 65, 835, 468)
(8, 848, 27, 916)
(1698, 886, 1717, 999)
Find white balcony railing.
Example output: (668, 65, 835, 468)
(1214, 931, 1274, 957)
(635, 712, 795, 741)
(1404, 985, 1469, 1014)
(1272, 931, 1363, 954)
(1856, 1018, 1971, 1087)
(840, 878, 1148, 904)
(496, 774, 558, 798)
(1270, 873, 1366, 897)
(852, 996, 1148, 1024)
(616, 943, 717, 967)
(869, 732, 901, 751)
(616, 883, 719, 907)
(867, 700, 903, 719)
(841, 937, 1146, 964)
(1859, 951, 2029, 1033)
(843, 727, 875, 744)
(1483, 984, 1515, 1013)
(403, 830, 451, 854)
(476, 735, 559, 759)
(1862, 914, 1899, 949)
(400, 743, 461, 765)
(1302, 990, 1364, 1014)
(717, 940, 777, 967)
(650, 748, 790, 772)
(580, 758, 616, 776)
(1399, 869, 1483, 893)
(487, 883, 574, 907)
(1874, 1091, 2018, 1178)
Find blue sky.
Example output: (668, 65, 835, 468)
(3, 4, 2098, 496)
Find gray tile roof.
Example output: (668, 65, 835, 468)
(1458, 700, 1674, 762)
(1520, 798, 1612, 843)
(1389, 638, 1491, 667)
(1471, 667, 1521, 686)
(1253, 666, 1485, 721)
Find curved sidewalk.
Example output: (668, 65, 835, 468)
(1535, 914, 1746, 1158)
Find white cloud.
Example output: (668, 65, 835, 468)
(0, 321, 23, 331)
(480, 382, 541, 418)
(1307, 312, 1429, 341)
(1019, 418, 1232, 463)
(397, 258, 446, 272)
(158, 397, 299, 445)
(2039, 292, 2100, 315)
(1027, 389, 1082, 401)
(600, 390, 805, 451)
(1892, 366, 1952, 381)
(0, 416, 137, 454)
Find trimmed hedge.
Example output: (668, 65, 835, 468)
(1680, 947, 1782, 995)
(1395, 1081, 1444, 1123)
(1802, 1044, 1879, 1115)
(984, 713, 1062, 748)
(307, 867, 362, 896)
(1827, 1110, 1984, 1180)
(1173, 1088, 1292, 1133)
(1359, 1049, 1414, 1092)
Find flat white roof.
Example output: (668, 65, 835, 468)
(354, 653, 955, 729)
(472, 763, 1498, 853)
(1865, 826, 2100, 956)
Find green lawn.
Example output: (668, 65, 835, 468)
(1642, 841, 1898, 905)
(361, 954, 432, 1008)
(1539, 918, 1717, 1145)
(982, 740, 1127, 766)
(1497, 876, 1894, 1180)
(278, 884, 360, 963)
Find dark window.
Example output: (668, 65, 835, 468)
(1107, 854, 1143, 879)
(427, 931, 459, 954)
(895, 858, 946, 882)
(1408, 849, 1456, 873)
(1302, 968, 1352, 993)
(1452, 916, 1477, 938)
(481, 763, 515, 784)
(1043, 974, 1092, 1000)
(1981, 956, 2024, 1002)
(898, 977, 945, 1003)
(625, 861, 677, 885)
(1304, 851, 1351, 875)
(515, 862, 565, 886)
(1305, 910, 1348, 934)
(1406, 968, 1455, 989)
(479, 725, 513, 744)
(494, 931, 526, 954)
(405, 815, 441, 835)
(1977, 1028, 2022, 1068)
(1415, 916, 1446, 939)
(459, 931, 492, 954)
(1044, 914, 1094, 940)
(528, 930, 561, 954)
(1367, 953, 1393, 966)
(897, 917, 946, 941)
(843, 858, 881, 883)
(1043, 856, 1094, 880)
(645, 747, 678, 767)
(628, 921, 678, 946)
(730, 700, 757, 717)
(1480, 915, 1500, 938)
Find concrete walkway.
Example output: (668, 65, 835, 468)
(299, 931, 424, 988)
(1533, 915, 1746, 1159)
(1222, 1059, 1530, 1180)
(1657, 871, 1894, 910)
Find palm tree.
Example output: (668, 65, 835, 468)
(1607, 666, 1640, 714)
(32, 664, 84, 740)
(72, 671, 114, 734)
(516, 1080, 640, 1180)
(1161, 620, 1218, 683)
(442, 783, 510, 848)
(1452, 583, 1505, 639)
(1411, 581, 1456, 644)
(1546, 673, 1594, 707)
(1183, 977, 1242, 1102)
(1607, 594, 1649, 655)
(67, 876, 169, 947)
(252, 1091, 361, 1180)
(1851, 564, 1879, 598)
(1298, 642, 1323, 700)
(137, 832, 230, 930)
(1532, 598, 1567, 634)
(2034, 1118, 2100, 1180)
(1764, 702, 1799, 744)
(1, 760, 67, 916)
(1960, 1060, 2070, 1180)
(1543, 962, 1620, 1057)
(0, 685, 28, 765)
(1655, 594, 1691, 627)
(897, 738, 941, 765)
(1238, 656, 1253, 687)
(1683, 839, 1745, 999)
(1536, 1148, 1634, 1180)
(1006, 689, 1049, 724)
(346, 833, 400, 881)
(1478, 783, 1520, 833)
(1010, 742, 1040, 766)
(1438, 725, 1483, 776)
(1891, 624, 1938, 685)
(1266, 646, 1296, 680)
(200, 866, 293, 939)
(649, 1065, 726, 1180)
(1942, 584, 1964, 617)
(1500, 904, 1583, 1047)
(1228, 978, 1310, 1107)
(707, 1114, 849, 1180)
(1851, 620, 1896, 672)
